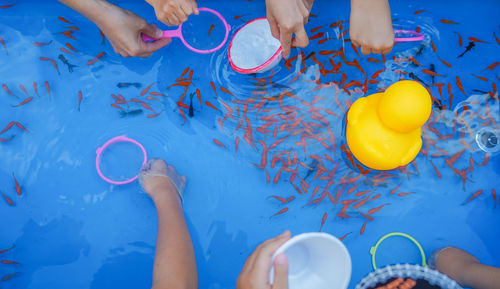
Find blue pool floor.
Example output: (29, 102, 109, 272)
(0, 0, 499, 288)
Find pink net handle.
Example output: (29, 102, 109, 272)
(141, 7, 231, 54)
(96, 135, 148, 185)
(394, 30, 425, 42)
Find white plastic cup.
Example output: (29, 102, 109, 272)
(270, 232, 352, 289)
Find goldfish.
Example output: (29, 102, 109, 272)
(44, 81, 51, 96)
(422, 69, 445, 77)
(86, 52, 105, 65)
(39, 57, 60, 74)
(1, 272, 19, 282)
(77, 90, 82, 111)
(319, 212, 327, 231)
(1, 193, 14, 206)
(1, 260, 19, 264)
(140, 82, 154, 96)
(440, 19, 459, 24)
(57, 30, 76, 40)
(33, 41, 52, 46)
(439, 57, 452, 68)
(13, 173, 21, 195)
(99, 30, 106, 45)
(360, 220, 368, 235)
(309, 32, 324, 40)
(58, 16, 72, 23)
(0, 37, 7, 54)
(453, 32, 463, 47)
(205, 101, 221, 112)
(468, 37, 488, 44)
(414, 9, 427, 14)
(270, 207, 289, 218)
(208, 24, 215, 37)
(483, 62, 499, 71)
(463, 190, 483, 205)
(219, 86, 234, 96)
(367, 203, 389, 215)
(12, 97, 33, 107)
(65, 42, 77, 52)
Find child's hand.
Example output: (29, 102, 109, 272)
(236, 231, 291, 289)
(146, 0, 199, 26)
(350, 0, 394, 55)
(266, 0, 314, 59)
(97, 3, 171, 57)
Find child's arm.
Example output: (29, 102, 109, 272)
(236, 231, 291, 289)
(349, 0, 394, 55)
(434, 247, 500, 289)
(58, 0, 171, 57)
(266, 0, 314, 59)
(139, 159, 197, 289)
(145, 0, 199, 26)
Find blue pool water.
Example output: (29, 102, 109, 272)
(0, 0, 499, 288)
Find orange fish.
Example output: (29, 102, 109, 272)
(205, 101, 221, 112)
(367, 203, 389, 215)
(141, 82, 154, 96)
(367, 57, 383, 63)
(471, 74, 488, 82)
(57, 30, 76, 40)
(483, 62, 499, 71)
(66, 42, 77, 52)
(463, 190, 483, 204)
(440, 19, 459, 24)
(0, 37, 7, 54)
(477, 153, 489, 166)
(13, 173, 21, 195)
(213, 138, 226, 148)
(235, 136, 240, 153)
(389, 183, 402, 195)
(468, 37, 488, 44)
(177, 101, 189, 109)
(309, 32, 324, 40)
(268, 195, 295, 204)
(220, 86, 234, 96)
(33, 82, 38, 96)
(39, 57, 60, 74)
(492, 189, 497, 207)
(319, 212, 327, 231)
(86, 52, 105, 65)
(414, 9, 427, 14)
(456, 76, 466, 96)
(439, 57, 452, 68)
(1, 260, 19, 264)
(310, 25, 326, 33)
(422, 69, 445, 77)
(19, 84, 30, 97)
(2, 84, 15, 96)
(208, 24, 215, 37)
(99, 30, 105, 45)
(44, 81, 51, 96)
(429, 160, 442, 178)
(1, 4, 15, 8)
(58, 16, 72, 24)
(78, 90, 82, 111)
(1, 272, 19, 282)
(60, 47, 73, 54)
(67, 26, 80, 31)
(398, 192, 414, 197)
(454, 32, 463, 47)
(210, 81, 217, 95)
(147, 111, 162, 118)
(270, 207, 289, 218)
(33, 41, 52, 46)
(1, 193, 14, 206)
(360, 220, 368, 235)
(430, 39, 437, 53)
(12, 97, 33, 107)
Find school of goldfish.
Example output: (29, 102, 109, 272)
(0, 3, 499, 283)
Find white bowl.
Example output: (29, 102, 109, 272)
(270, 232, 352, 289)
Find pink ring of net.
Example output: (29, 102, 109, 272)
(96, 135, 148, 185)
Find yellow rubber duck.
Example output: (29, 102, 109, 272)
(346, 80, 432, 170)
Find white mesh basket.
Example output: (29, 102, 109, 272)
(355, 264, 462, 289)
